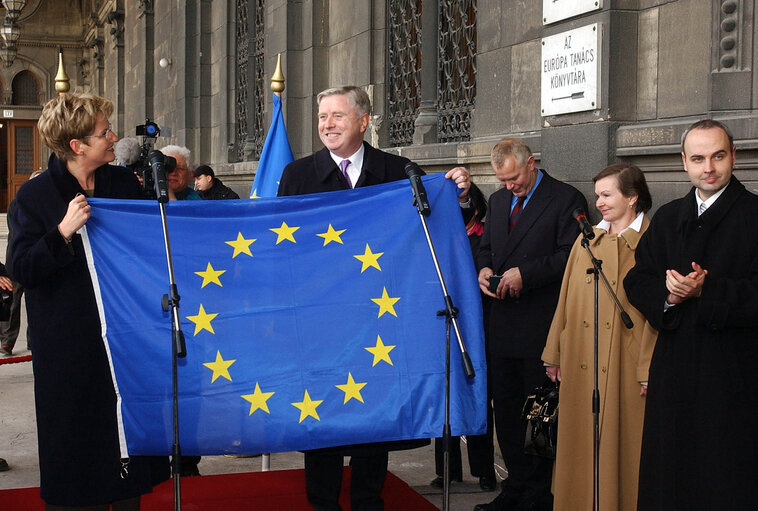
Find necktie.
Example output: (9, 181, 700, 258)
(699, 202, 707, 216)
(340, 159, 352, 188)
(509, 196, 525, 232)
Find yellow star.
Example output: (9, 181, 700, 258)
(335, 373, 367, 404)
(270, 222, 300, 244)
(291, 389, 323, 423)
(317, 224, 346, 246)
(225, 232, 256, 258)
(194, 262, 226, 288)
(371, 287, 400, 317)
(202, 350, 236, 383)
(354, 244, 384, 272)
(186, 304, 219, 335)
(241, 382, 275, 415)
(250, 188, 260, 199)
(365, 335, 396, 366)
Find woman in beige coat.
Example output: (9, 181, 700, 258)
(542, 163, 657, 511)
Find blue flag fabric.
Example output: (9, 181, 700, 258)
(250, 93, 294, 198)
(83, 174, 487, 456)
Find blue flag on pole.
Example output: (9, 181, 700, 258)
(250, 93, 294, 198)
(83, 174, 486, 456)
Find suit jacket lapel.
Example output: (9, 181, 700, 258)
(355, 142, 387, 188)
(498, 172, 554, 264)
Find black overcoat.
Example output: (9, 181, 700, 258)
(624, 176, 758, 510)
(9, 155, 167, 506)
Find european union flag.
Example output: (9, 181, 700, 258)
(83, 174, 486, 456)
(250, 93, 294, 198)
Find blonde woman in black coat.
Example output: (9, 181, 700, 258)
(9, 93, 167, 510)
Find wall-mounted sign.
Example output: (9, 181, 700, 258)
(3, 110, 13, 118)
(543, 0, 603, 25)
(540, 23, 601, 117)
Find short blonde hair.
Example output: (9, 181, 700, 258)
(37, 93, 114, 161)
(490, 138, 533, 168)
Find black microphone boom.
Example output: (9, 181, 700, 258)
(404, 162, 431, 216)
(572, 208, 595, 240)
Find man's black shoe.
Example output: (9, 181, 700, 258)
(430, 474, 463, 488)
(0, 458, 9, 472)
(473, 489, 520, 511)
(479, 474, 497, 491)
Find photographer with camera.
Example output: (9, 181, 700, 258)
(160, 145, 201, 201)
(8, 92, 168, 510)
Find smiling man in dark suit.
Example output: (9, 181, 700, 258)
(278, 85, 473, 511)
(474, 138, 586, 511)
(624, 120, 758, 510)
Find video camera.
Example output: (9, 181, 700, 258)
(134, 119, 173, 203)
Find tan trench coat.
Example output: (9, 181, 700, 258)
(541, 218, 657, 511)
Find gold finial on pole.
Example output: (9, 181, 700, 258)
(54, 47, 70, 94)
(271, 53, 285, 97)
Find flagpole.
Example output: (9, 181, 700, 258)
(260, 54, 285, 472)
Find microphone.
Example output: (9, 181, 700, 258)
(572, 208, 595, 240)
(404, 162, 431, 216)
(148, 150, 170, 203)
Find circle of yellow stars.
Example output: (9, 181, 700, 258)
(185, 220, 402, 424)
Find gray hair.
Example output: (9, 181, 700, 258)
(160, 144, 192, 169)
(491, 138, 533, 168)
(113, 137, 142, 166)
(316, 86, 372, 117)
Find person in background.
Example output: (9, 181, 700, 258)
(542, 163, 657, 511)
(160, 145, 201, 201)
(1, 169, 43, 356)
(193, 164, 240, 200)
(8, 92, 168, 510)
(431, 182, 497, 492)
(113, 137, 142, 172)
(0, 262, 13, 356)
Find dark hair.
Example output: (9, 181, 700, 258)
(593, 163, 652, 214)
(680, 119, 734, 153)
(193, 164, 215, 179)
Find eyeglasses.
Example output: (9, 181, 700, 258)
(82, 123, 114, 140)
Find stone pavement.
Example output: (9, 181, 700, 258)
(0, 334, 507, 511)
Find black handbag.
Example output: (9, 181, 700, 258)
(521, 377, 559, 459)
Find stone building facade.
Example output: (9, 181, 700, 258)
(2, 0, 757, 216)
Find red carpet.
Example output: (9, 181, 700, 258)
(0, 468, 439, 510)
(0, 354, 32, 365)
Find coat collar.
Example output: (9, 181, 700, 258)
(46, 153, 119, 201)
(590, 214, 650, 250)
(499, 169, 555, 259)
(313, 142, 387, 188)
(47, 153, 87, 201)
(675, 175, 745, 230)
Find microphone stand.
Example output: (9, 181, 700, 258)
(152, 158, 187, 511)
(408, 184, 475, 511)
(580, 234, 634, 511)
